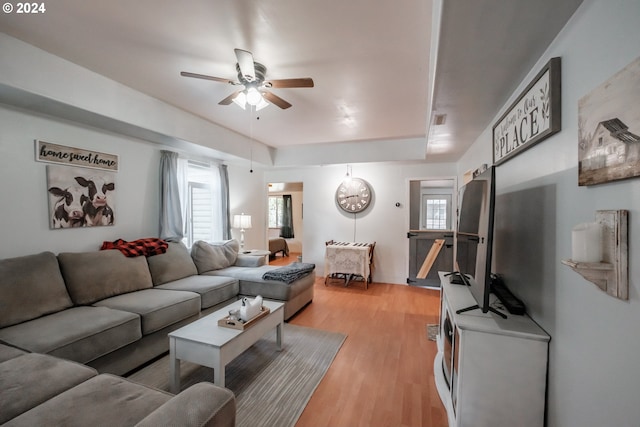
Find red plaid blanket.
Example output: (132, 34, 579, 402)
(101, 238, 169, 257)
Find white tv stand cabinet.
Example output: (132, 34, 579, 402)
(434, 272, 550, 427)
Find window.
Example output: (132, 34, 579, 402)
(268, 195, 284, 228)
(422, 195, 451, 230)
(178, 159, 223, 247)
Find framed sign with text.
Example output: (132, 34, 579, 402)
(493, 57, 561, 166)
(36, 140, 119, 171)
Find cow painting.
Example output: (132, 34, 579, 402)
(48, 186, 88, 228)
(75, 176, 115, 226)
(46, 165, 116, 229)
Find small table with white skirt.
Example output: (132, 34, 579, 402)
(324, 242, 373, 288)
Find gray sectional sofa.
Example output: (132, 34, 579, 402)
(191, 240, 315, 320)
(0, 238, 315, 426)
(0, 343, 236, 427)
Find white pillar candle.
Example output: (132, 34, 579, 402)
(571, 222, 602, 262)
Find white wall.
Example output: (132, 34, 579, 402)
(0, 101, 453, 285)
(0, 31, 459, 285)
(0, 105, 161, 257)
(227, 165, 268, 251)
(0, 101, 457, 285)
(0, 33, 273, 166)
(5, 3, 637, 423)
(265, 162, 456, 283)
(0, 104, 266, 259)
(459, 0, 640, 425)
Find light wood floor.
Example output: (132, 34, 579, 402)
(270, 254, 447, 427)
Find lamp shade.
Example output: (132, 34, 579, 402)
(232, 92, 247, 110)
(246, 87, 262, 106)
(233, 213, 252, 229)
(231, 89, 269, 111)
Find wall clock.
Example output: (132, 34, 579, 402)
(335, 177, 372, 213)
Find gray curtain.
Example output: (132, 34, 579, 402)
(159, 150, 183, 241)
(220, 164, 231, 239)
(280, 194, 294, 238)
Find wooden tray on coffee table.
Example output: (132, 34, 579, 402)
(217, 306, 271, 330)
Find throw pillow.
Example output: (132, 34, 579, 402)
(191, 240, 240, 273)
(147, 241, 198, 285)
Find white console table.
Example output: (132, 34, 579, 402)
(434, 272, 550, 427)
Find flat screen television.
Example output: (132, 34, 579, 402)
(451, 166, 505, 318)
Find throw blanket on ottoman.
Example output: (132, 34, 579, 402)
(263, 262, 315, 284)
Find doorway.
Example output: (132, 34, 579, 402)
(407, 178, 456, 288)
(267, 182, 303, 263)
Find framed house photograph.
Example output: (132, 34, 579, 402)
(578, 57, 640, 186)
(46, 164, 116, 229)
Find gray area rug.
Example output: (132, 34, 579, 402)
(128, 324, 346, 427)
(427, 323, 439, 341)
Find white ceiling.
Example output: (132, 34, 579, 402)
(0, 0, 583, 164)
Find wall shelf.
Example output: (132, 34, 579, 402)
(562, 210, 628, 300)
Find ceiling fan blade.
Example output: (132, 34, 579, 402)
(234, 48, 256, 82)
(262, 91, 292, 109)
(218, 90, 243, 105)
(265, 78, 314, 88)
(180, 71, 236, 85)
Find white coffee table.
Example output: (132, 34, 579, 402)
(168, 299, 284, 392)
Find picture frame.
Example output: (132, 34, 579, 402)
(577, 57, 640, 186)
(493, 57, 561, 166)
(36, 140, 118, 171)
(46, 165, 116, 229)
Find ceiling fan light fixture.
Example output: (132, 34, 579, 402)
(232, 91, 247, 109)
(181, 49, 310, 110)
(255, 96, 270, 111)
(246, 87, 263, 106)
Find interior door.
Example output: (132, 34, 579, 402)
(407, 231, 454, 287)
(407, 178, 456, 287)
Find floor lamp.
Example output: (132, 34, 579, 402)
(233, 213, 252, 249)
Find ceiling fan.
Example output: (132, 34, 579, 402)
(181, 48, 314, 110)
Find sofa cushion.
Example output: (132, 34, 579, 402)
(146, 241, 198, 286)
(58, 250, 153, 305)
(0, 251, 73, 328)
(0, 353, 97, 424)
(93, 289, 200, 335)
(0, 343, 27, 363)
(155, 275, 239, 309)
(204, 265, 316, 301)
(5, 374, 172, 427)
(191, 240, 239, 273)
(234, 254, 267, 267)
(0, 306, 141, 364)
(135, 382, 236, 427)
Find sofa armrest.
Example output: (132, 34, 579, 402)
(234, 254, 266, 267)
(135, 382, 236, 427)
